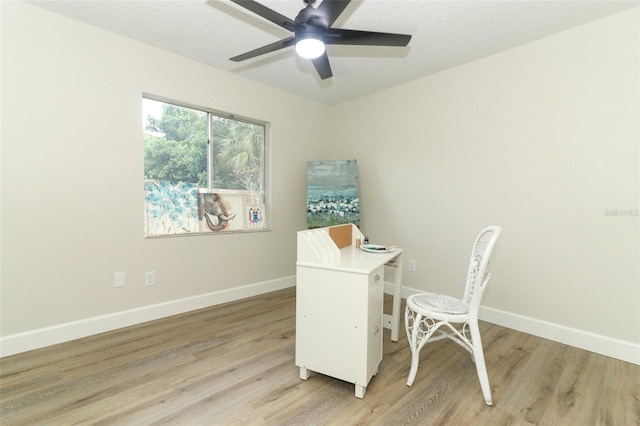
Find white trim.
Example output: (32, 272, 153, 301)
(479, 305, 640, 365)
(0, 276, 295, 358)
(4, 278, 637, 366)
(390, 284, 640, 365)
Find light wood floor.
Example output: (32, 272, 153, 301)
(1, 287, 638, 425)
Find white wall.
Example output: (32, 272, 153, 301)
(0, 2, 330, 354)
(330, 8, 639, 362)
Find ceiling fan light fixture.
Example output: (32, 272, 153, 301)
(295, 28, 325, 59)
(230, 0, 412, 80)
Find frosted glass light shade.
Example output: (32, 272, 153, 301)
(296, 38, 325, 59)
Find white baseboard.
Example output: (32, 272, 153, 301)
(5, 279, 638, 366)
(388, 283, 640, 366)
(0, 276, 296, 358)
(479, 306, 640, 365)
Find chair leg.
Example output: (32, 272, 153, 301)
(473, 352, 492, 405)
(469, 321, 492, 405)
(405, 306, 421, 386)
(407, 350, 420, 386)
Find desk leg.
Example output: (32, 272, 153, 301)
(391, 253, 404, 342)
(299, 367, 311, 380)
(355, 384, 366, 399)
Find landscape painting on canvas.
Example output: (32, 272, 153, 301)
(306, 159, 360, 229)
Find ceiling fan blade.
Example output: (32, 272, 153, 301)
(311, 52, 333, 80)
(230, 0, 296, 32)
(230, 36, 295, 62)
(315, 0, 351, 27)
(326, 28, 411, 46)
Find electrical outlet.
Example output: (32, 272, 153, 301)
(145, 271, 156, 286)
(408, 259, 416, 272)
(114, 271, 126, 287)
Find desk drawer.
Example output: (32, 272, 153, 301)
(368, 266, 384, 324)
(365, 313, 383, 383)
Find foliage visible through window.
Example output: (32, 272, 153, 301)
(143, 97, 267, 236)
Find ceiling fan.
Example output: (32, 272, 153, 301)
(229, 0, 412, 80)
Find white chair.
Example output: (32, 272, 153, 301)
(405, 226, 502, 405)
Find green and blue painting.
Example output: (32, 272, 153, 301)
(306, 159, 359, 229)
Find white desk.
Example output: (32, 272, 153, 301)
(295, 225, 404, 398)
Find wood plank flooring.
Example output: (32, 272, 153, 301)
(1, 287, 638, 425)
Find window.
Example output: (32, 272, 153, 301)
(143, 97, 267, 237)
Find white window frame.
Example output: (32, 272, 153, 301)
(143, 95, 270, 237)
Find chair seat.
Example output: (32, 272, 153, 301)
(409, 294, 469, 315)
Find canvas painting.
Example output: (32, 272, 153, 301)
(306, 159, 360, 229)
(144, 180, 200, 236)
(246, 204, 267, 230)
(198, 192, 244, 232)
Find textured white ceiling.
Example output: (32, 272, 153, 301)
(28, 0, 639, 105)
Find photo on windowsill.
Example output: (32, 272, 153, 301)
(198, 192, 244, 233)
(246, 204, 267, 231)
(144, 180, 200, 236)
